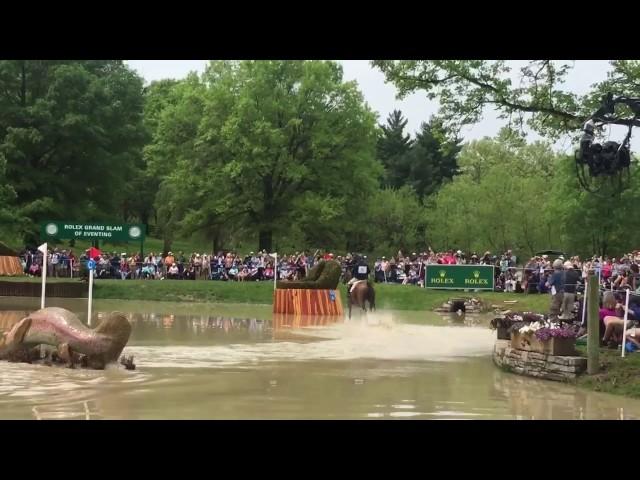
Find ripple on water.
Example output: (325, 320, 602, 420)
(0, 361, 151, 410)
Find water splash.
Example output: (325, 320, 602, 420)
(125, 312, 495, 369)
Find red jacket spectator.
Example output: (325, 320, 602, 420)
(443, 254, 457, 265)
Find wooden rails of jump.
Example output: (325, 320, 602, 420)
(273, 289, 343, 316)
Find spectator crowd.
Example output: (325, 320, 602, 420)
(16, 245, 640, 298)
(19, 248, 326, 282)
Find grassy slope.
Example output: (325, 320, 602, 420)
(89, 280, 551, 311)
(575, 345, 640, 399)
(1, 275, 552, 311)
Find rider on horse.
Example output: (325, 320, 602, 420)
(347, 254, 370, 297)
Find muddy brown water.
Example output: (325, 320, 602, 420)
(1, 297, 639, 420)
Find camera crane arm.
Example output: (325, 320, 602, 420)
(581, 94, 640, 150)
(585, 93, 640, 129)
(575, 93, 639, 192)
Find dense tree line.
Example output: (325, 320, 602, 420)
(2, 60, 640, 259)
(0, 60, 147, 244)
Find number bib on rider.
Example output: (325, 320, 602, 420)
(358, 266, 367, 275)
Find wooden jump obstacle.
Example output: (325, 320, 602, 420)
(273, 289, 343, 316)
(0, 255, 23, 276)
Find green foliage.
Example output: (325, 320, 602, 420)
(116, 80, 182, 229)
(143, 74, 213, 252)
(372, 60, 640, 141)
(6, 60, 640, 262)
(276, 260, 342, 290)
(216, 61, 380, 251)
(376, 111, 462, 198)
(364, 186, 428, 255)
(0, 151, 21, 232)
(426, 135, 561, 256)
(0, 241, 18, 256)
(0, 60, 147, 243)
(372, 60, 587, 137)
(145, 60, 382, 253)
(425, 129, 640, 259)
(377, 110, 413, 188)
(402, 118, 462, 198)
(547, 155, 640, 257)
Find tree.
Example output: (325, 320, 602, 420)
(547, 155, 640, 258)
(365, 186, 428, 255)
(119, 79, 182, 230)
(426, 136, 561, 257)
(142, 79, 181, 133)
(193, 60, 382, 252)
(0, 152, 21, 232)
(377, 109, 413, 188)
(371, 60, 640, 139)
(143, 74, 214, 253)
(0, 60, 147, 243)
(373, 60, 640, 256)
(403, 118, 462, 199)
(429, 133, 640, 259)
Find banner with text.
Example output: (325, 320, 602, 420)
(40, 222, 145, 242)
(425, 265, 495, 290)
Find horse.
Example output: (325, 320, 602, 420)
(348, 280, 376, 319)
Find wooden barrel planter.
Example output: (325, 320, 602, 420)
(273, 289, 343, 316)
(0, 281, 88, 298)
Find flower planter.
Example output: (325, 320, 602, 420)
(510, 331, 576, 356)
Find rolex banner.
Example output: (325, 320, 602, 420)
(424, 265, 495, 290)
(40, 221, 145, 242)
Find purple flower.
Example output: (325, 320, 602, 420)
(534, 327, 577, 341)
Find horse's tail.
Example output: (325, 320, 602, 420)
(367, 282, 376, 311)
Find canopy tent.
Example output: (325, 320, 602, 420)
(0, 241, 24, 276)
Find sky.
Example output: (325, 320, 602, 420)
(126, 60, 620, 152)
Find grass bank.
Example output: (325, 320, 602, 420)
(67, 279, 553, 312)
(2, 276, 552, 311)
(575, 346, 640, 399)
